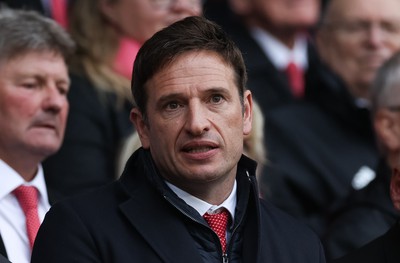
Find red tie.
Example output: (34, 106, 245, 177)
(203, 209, 230, 253)
(13, 186, 41, 250)
(285, 62, 304, 98)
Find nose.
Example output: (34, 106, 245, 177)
(365, 24, 385, 48)
(185, 101, 210, 136)
(42, 85, 67, 114)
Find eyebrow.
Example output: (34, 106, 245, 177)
(157, 86, 230, 104)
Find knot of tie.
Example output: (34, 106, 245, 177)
(13, 185, 41, 250)
(203, 208, 230, 253)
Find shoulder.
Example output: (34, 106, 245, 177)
(257, 200, 326, 262)
(260, 200, 319, 239)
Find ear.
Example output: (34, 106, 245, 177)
(374, 109, 400, 152)
(242, 90, 253, 136)
(391, 168, 400, 210)
(130, 108, 150, 149)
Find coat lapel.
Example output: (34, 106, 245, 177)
(119, 187, 204, 263)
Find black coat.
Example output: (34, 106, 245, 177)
(32, 148, 325, 263)
(333, 221, 400, 263)
(323, 159, 399, 260)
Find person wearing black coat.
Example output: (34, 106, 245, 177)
(32, 149, 325, 263)
(31, 16, 325, 263)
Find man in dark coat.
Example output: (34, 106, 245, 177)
(330, 50, 400, 262)
(31, 16, 325, 263)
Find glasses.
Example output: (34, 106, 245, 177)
(324, 20, 400, 42)
(149, 0, 202, 10)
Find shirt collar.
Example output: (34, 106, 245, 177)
(165, 180, 237, 221)
(0, 159, 49, 204)
(250, 27, 308, 71)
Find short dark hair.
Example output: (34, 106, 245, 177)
(131, 16, 247, 119)
(0, 8, 75, 63)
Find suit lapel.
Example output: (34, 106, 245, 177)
(119, 188, 204, 263)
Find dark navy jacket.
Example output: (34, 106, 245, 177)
(32, 148, 325, 263)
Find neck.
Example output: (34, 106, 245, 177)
(168, 176, 235, 205)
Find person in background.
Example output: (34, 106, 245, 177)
(43, 0, 202, 200)
(263, 0, 400, 236)
(205, 0, 321, 112)
(324, 51, 400, 260)
(31, 16, 325, 263)
(0, 8, 74, 263)
(333, 169, 400, 263)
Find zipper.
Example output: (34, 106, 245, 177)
(164, 195, 231, 262)
(222, 253, 229, 263)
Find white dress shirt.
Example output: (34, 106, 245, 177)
(166, 180, 237, 241)
(0, 159, 51, 263)
(250, 26, 309, 71)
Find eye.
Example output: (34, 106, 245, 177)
(165, 102, 181, 110)
(210, 94, 224, 104)
(57, 85, 69, 96)
(21, 82, 39, 89)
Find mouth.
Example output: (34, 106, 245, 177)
(181, 141, 219, 154)
(183, 145, 217, 153)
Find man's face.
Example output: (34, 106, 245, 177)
(0, 52, 69, 164)
(100, 0, 202, 43)
(132, 51, 252, 193)
(317, 0, 400, 99)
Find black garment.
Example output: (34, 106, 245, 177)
(43, 73, 134, 201)
(32, 148, 325, 263)
(323, 159, 399, 260)
(263, 64, 379, 235)
(333, 221, 400, 263)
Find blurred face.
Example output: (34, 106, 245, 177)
(232, 0, 319, 30)
(132, 51, 252, 194)
(317, 0, 400, 99)
(0, 52, 69, 166)
(100, 0, 202, 43)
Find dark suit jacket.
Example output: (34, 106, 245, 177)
(333, 222, 400, 263)
(262, 60, 379, 235)
(32, 149, 325, 263)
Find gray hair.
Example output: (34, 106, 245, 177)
(0, 8, 75, 63)
(370, 52, 400, 115)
